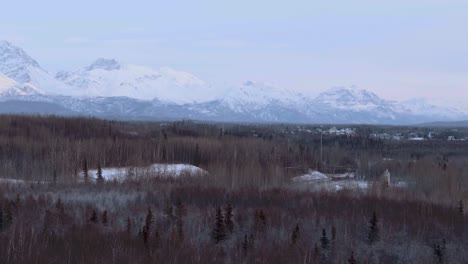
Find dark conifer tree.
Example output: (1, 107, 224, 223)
(83, 159, 89, 183)
(433, 242, 445, 263)
(53, 169, 57, 184)
(242, 233, 249, 256)
(291, 223, 300, 245)
(254, 209, 266, 234)
(143, 207, 153, 246)
(368, 211, 379, 245)
(348, 251, 357, 264)
(211, 207, 226, 243)
(225, 203, 234, 235)
(96, 164, 104, 185)
(457, 200, 464, 215)
(90, 210, 98, 223)
(320, 228, 330, 250)
(102, 210, 108, 226)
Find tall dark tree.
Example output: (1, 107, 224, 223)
(96, 164, 104, 185)
(53, 169, 57, 184)
(102, 210, 108, 226)
(433, 241, 446, 263)
(368, 211, 379, 245)
(320, 228, 330, 250)
(211, 207, 226, 243)
(254, 209, 266, 234)
(291, 223, 300, 245)
(242, 233, 249, 256)
(89, 210, 98, 223)
(225, 203, 234, 235)
(143, 207, 153, 246)
(458, 200, 464, 215)
(83, 158, 89, 183)
(348, 251, 357, 264)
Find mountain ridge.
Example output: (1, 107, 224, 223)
(0, 40, 466, 124)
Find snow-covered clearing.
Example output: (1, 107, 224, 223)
(83, 163, 207, 182)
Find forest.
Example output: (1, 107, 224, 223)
(0, 115, 466, 263)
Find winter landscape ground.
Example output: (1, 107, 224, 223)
(0, 115, 466, 263)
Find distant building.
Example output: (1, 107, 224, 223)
(382, 169, 391, 187)
(448, 136, 456, 141)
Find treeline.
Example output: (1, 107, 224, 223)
(0, 115, 467, 200)
(0, 181, 465, 263)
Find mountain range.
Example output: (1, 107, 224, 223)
(0, 40, 466, 124)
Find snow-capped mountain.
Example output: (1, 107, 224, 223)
(56, 58, 218, 104)
(402, 98, 467, 120)
(0, 41, 77, 96)
(0, 73, 44, 97)
(0, 40, 466, 124)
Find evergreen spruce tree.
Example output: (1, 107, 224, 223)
(53, 169, 57, 184)
(143, 207, 153, 246)
(291, 223, 300, 245)
(433, 242, 445, 263)
(348, 251, 357, 264)
(90, 210, 98, 223)
(211, 207, 226, 243)
(96, 164, 104, 185)
(320, 228, 330, 250)
(83, 159, 89, 183)
(225, 203, 234, 235)
(102, 210, 108, 226)
(458, 200, 464, 215)
(368, 211, 379, 245)
(242, 233, 249, 256)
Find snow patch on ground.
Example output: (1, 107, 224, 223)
(292, 170, 329, 182)
(83, 163, 207, 182)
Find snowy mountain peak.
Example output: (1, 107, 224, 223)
(316, 86, 385, 106)
(0, 40, 41, 83)
(86, 58, 121, 71)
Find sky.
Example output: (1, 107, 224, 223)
(1, 0, 467, 104)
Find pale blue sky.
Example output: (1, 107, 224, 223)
(1, 0, 467, 102)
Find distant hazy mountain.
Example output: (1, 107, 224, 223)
(0, 40, 466, 124)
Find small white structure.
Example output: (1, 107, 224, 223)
(382, 169, 391, 186)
